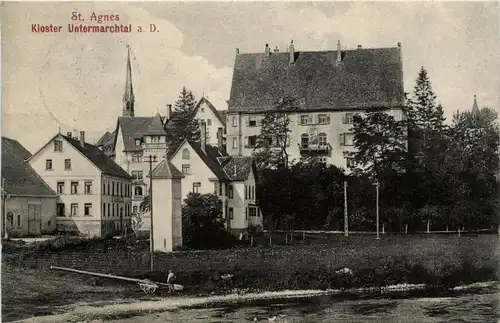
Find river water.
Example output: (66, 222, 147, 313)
(111, 289, 499, 323)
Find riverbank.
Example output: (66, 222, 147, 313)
(3, 234, 498, 321)
(9, 281, 499, 323)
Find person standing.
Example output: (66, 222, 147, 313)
(166, 269, 176, 293)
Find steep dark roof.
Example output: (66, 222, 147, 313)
(217, 156, 255, 181)
(173, 140, 255, 182)
(228, 46, 405, 112)
(2, 137, 57, 196)
(96, 131, 113, 146)
(195, 97, 225, 126)
(61, 135, 132, 179)
(149, 160, 184, 179)
(118, 116, 166, 152)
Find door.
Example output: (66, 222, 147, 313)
(28, 204, 42, 236)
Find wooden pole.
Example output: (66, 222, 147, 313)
(344, 181, 348, 237)
(375, 182, 380, 240)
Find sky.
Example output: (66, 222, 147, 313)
(2, 1, 499, 153)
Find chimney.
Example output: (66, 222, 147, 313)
(200, 122, 206, 152)
(66, 132, 72, 138)
(274, 46, 279, 53)
(265, 43, 270, 57)
(357, 44, 362, 49)
(397, 42, 401, 48)
(217, 127, 224, 153)
(79, 131, 85, 147)
(289, 40, 295, 64)
(166, 104, 172, 120)
(337, 40, 342, 62)
(236, 48, 239, 55)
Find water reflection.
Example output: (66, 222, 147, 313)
(112, 290, 498, 323)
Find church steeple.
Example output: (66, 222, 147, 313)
(122, 45, 135, 117)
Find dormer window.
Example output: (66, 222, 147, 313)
(151, 136, 160, 143)
(182, 148, 190, 160)
(54, 140, 63, 152)
(135, 139, 142, 146)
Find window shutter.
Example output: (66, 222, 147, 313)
(297, 114, 302, 125)
(326, 115, 331, 124)
(244, 136, 249, 148)
(339, 133, 344, 146)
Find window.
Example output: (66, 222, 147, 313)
(227, 185, 233, 199)
(133, 205, 138, 214)
(107, 182, 111, 194)
(346, 158, 356, 169)
(103, 203, 106, 217)
(132, 154, 142, 162)
(182, 148, 190, 160)
(318, 133, 327, 145)
(7, 213, 12, 227)
(232, 136, 238, 149)
(134, 186, 143, 196)
(57, 203, 65, 217)
(219, 182, 223, 195)
(70, 203, 78, 217)
(301, 134, 309, 147)
(84, 203, 92, 216)
(318, 114, 329, 124)
(193, 182, 201, 193)
(228, 207, 234, 220)
(135, 139, 142, 146)
(344, 113, 354, 124)
(213, 182, 217, 194)
(232, 117, 237, 127)
(207, 119, 212, 126)
(132, 171, 143, 180)
(107, 203, 110, 217)
(84, 181, 92, 194)
(112, 182, 115, 196)
(245, 185, 248, 200)
(65, 159, 71, 170)
(246, 136, 257, 148)
(45, 159, 52, 170)
(251, 186, 255, 200)
(249, 207, 257, 217)
(57, 182, 65, 194)
(54, 140, 63, 152)
(71, 182, 78, 194)
(300, 115, 309, 125)
(102, 181, 106, 195)
(182, 164, 191, 175)
(17, 214, 21, 227)
(248, 117, 257, 127)
(151, 136, 160, 143)
(344, 133, 354, 146)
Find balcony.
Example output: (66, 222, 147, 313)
(132, 195, 145, 201)
(142, 142, 168, 149)
(298, 143, 330, 153)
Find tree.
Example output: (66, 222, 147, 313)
(167, 87, 200, 145)
(253, 96, 297, 169)
(348, 111, 408, 181)
(407, 67, 446, 133)
(182, 193, 235, 249)
(139, 194, 150, 213)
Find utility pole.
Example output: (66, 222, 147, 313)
(1, 178, 6, 240)
(146, 155, 157, 272)
(375, 181, 380, 240)
(344, 180, 348, 237)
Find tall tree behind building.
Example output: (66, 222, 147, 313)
(167, 87, 201, 146)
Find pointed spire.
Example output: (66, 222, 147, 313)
(122, 45, 135, 117)
(472, 94, 480, 115)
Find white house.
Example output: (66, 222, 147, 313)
(192, 96, 226, 147)
(27, 131, 133, 237)
(169, 123, 262, 233)
(225, 41, 407, 169)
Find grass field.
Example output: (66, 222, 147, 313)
(2, 233, 499, 322)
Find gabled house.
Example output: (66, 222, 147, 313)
(169, 123, 262, 233)
(226, 41, 406, 169)
(1, 137, 58, 237)
(192, 97, 226, 147)
(27, 131, 133, 237)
